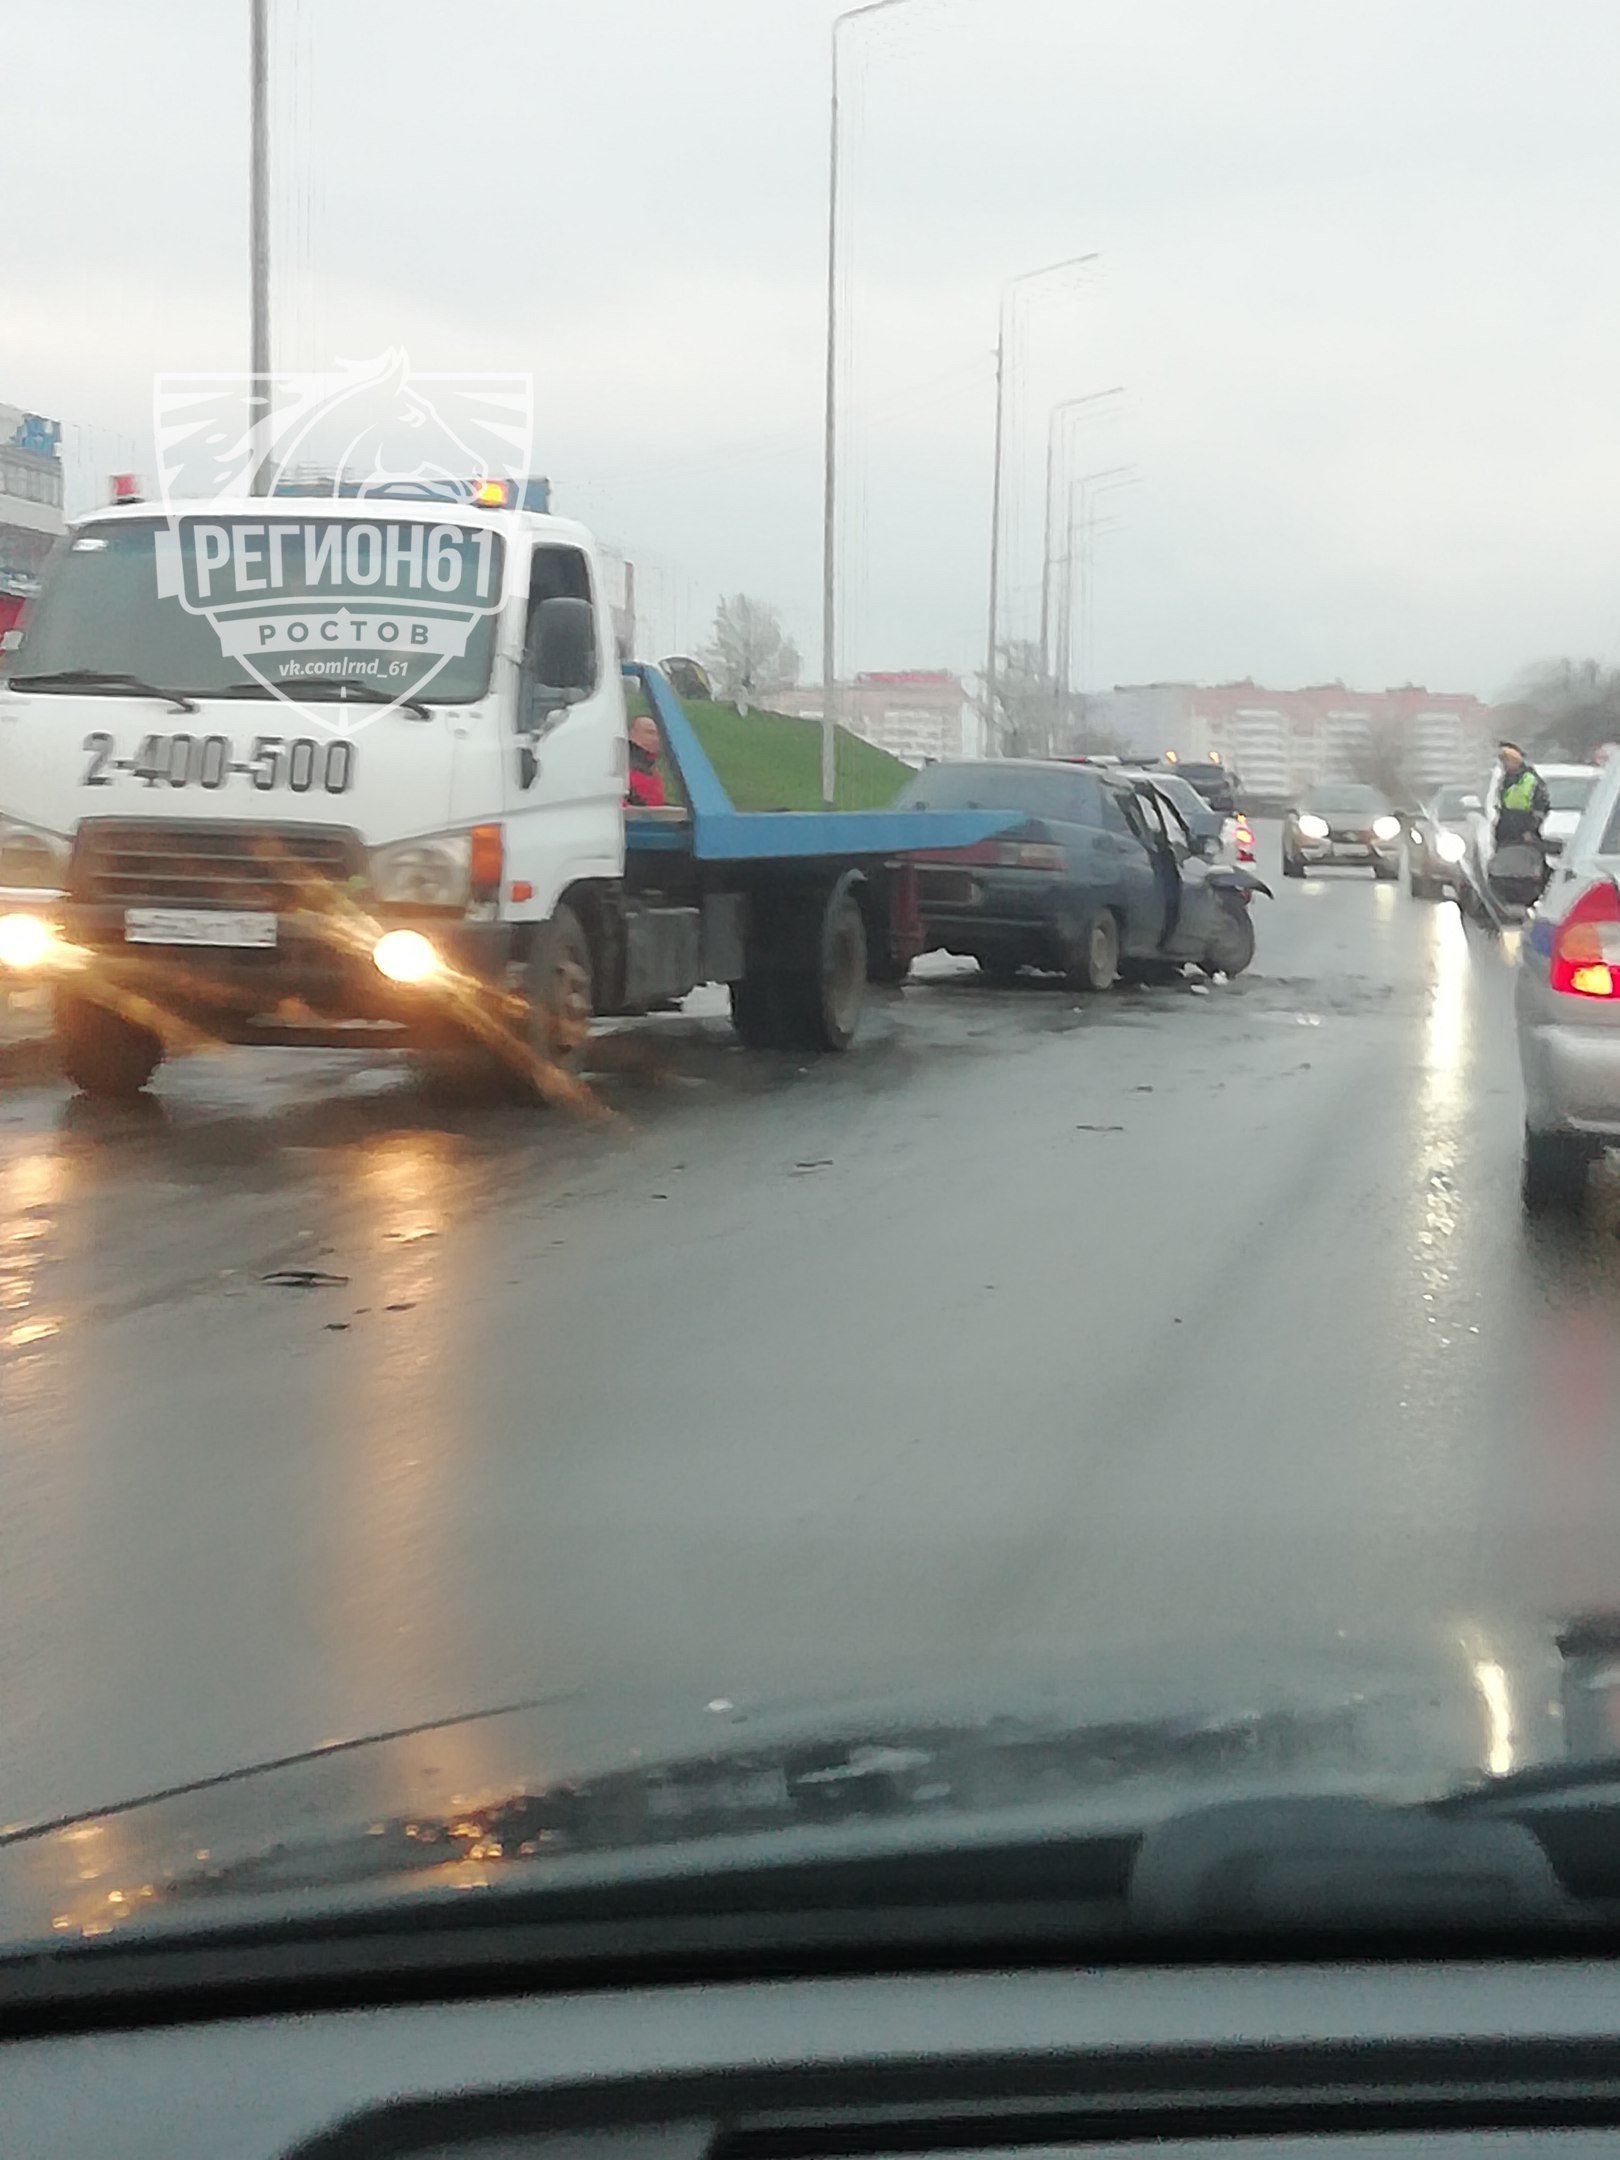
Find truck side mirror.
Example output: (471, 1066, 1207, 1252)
(523, 596, 597, 732)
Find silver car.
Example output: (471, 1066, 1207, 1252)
(1507, 755, 1620, 1211)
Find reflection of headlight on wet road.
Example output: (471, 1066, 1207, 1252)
(372, 929, 443, 985)
(1436, 829, 1467, 864)
(0, 912, 57, 971)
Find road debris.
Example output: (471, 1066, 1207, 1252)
(262, 1268, 350, 1290)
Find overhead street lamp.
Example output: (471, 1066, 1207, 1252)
(1039, 386, 1125, 681)
(1057, 466, 1138, 711)
(823, 0, 932, 806)
(983, 253, 1099, 753)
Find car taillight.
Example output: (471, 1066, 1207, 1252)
(997, 842, 1065, 871)
(1550, 879, 1620, 998)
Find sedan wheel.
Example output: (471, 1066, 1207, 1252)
(1066, 912, 1120, 993)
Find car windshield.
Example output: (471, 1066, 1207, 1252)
(8, 515, 503, 704)
(1546, 773, 1598, 812)
(12, 0, 1620, 1978)
(1301, 785, 1387, 814)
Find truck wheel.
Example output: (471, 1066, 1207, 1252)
(56, 991, 164, 1100)
(1282, 851, 1304, 879)
(1521, 1125, 1593, 1216)
(1373, 858, 1399, 881)
(779, 880, 868, 1051)
(507, 903, 594, 1090)
(1201, 898, 1256, 978)
(1065, 911, 1119, 993)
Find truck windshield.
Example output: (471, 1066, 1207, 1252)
(8, 515, 504, 704)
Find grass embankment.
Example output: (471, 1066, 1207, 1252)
(628, 690, 912, 811)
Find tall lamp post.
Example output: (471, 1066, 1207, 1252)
(823, 0, 930, 806)
(983, 253, 1098, 754)
(1039, 386, 1125, 681)
(1058, 466, 1138, 716)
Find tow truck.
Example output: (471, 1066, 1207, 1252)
(0, 486, 1013, 1098)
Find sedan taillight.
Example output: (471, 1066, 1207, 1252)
(1551, 879, 1620, 998)
(997, 842, 1065, 871)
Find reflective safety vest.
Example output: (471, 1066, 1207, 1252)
(1502, 770, 1538, 812)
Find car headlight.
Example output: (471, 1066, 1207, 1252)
(1296, 814, 1330, 840)
(1372, 814, 1402, 842)
(369, 831, 472, 907)
(1436, 828, 1468, 864)
(0, 812, 70, 893)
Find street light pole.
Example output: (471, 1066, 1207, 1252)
(1059, 466, 1137, 713)
(983, 252, 1097, 755)
(824, 0, 925, 807)
(249, 0, 271, 497)
(1039, 386, 1124, 680)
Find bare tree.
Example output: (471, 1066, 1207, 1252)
(1500, 659, 1620, 762)
(702, 595, 801, 712)
(991, 640, 1125, 759)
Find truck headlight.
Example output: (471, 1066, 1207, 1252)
(1296, 814, 1330, 840)
(0, 813, 69, 893)
(369, 832, 472, 907)
(1372, 814, 1402, 842)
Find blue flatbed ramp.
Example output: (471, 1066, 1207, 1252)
(625, 664, 1019, 863)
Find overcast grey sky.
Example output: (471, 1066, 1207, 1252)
(6, 0, 1620, 694)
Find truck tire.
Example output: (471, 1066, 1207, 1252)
(1521, 1125, 1593, 1216)
(1373, 857, 1399, 881)
(56, 991, 164, 1100)
(1065, 911, 1120, 993)
(522, 902, 594, 1076)
(1282, 850, 1304, 879)
(778, 879, 868, 1051)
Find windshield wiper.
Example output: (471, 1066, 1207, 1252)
(228, 673, 432, 721)
(8, 669, 198, 714)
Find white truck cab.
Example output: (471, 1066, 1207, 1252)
(0, 492, 644, 1093)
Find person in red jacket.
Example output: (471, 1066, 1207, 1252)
(626, 714, 666, 809)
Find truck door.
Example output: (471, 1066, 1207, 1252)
(503, 541, 627, 921)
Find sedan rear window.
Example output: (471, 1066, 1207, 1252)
(894, 765, 1100, 823)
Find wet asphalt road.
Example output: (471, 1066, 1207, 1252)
(5, 836, 1620, 1830)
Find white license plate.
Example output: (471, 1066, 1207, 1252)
(124, 908, 278, 949)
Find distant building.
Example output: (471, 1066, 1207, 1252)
(1084, 680, 1496, 801)
(0, 405, 64, 639)
(774, 672, 969, 766)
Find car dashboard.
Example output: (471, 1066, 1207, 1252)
(11, 1959, 1620, 2159)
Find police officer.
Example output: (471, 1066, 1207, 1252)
(1494, 740, 1550, 851)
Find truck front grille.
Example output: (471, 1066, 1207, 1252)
(70, 820, 362, 912)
